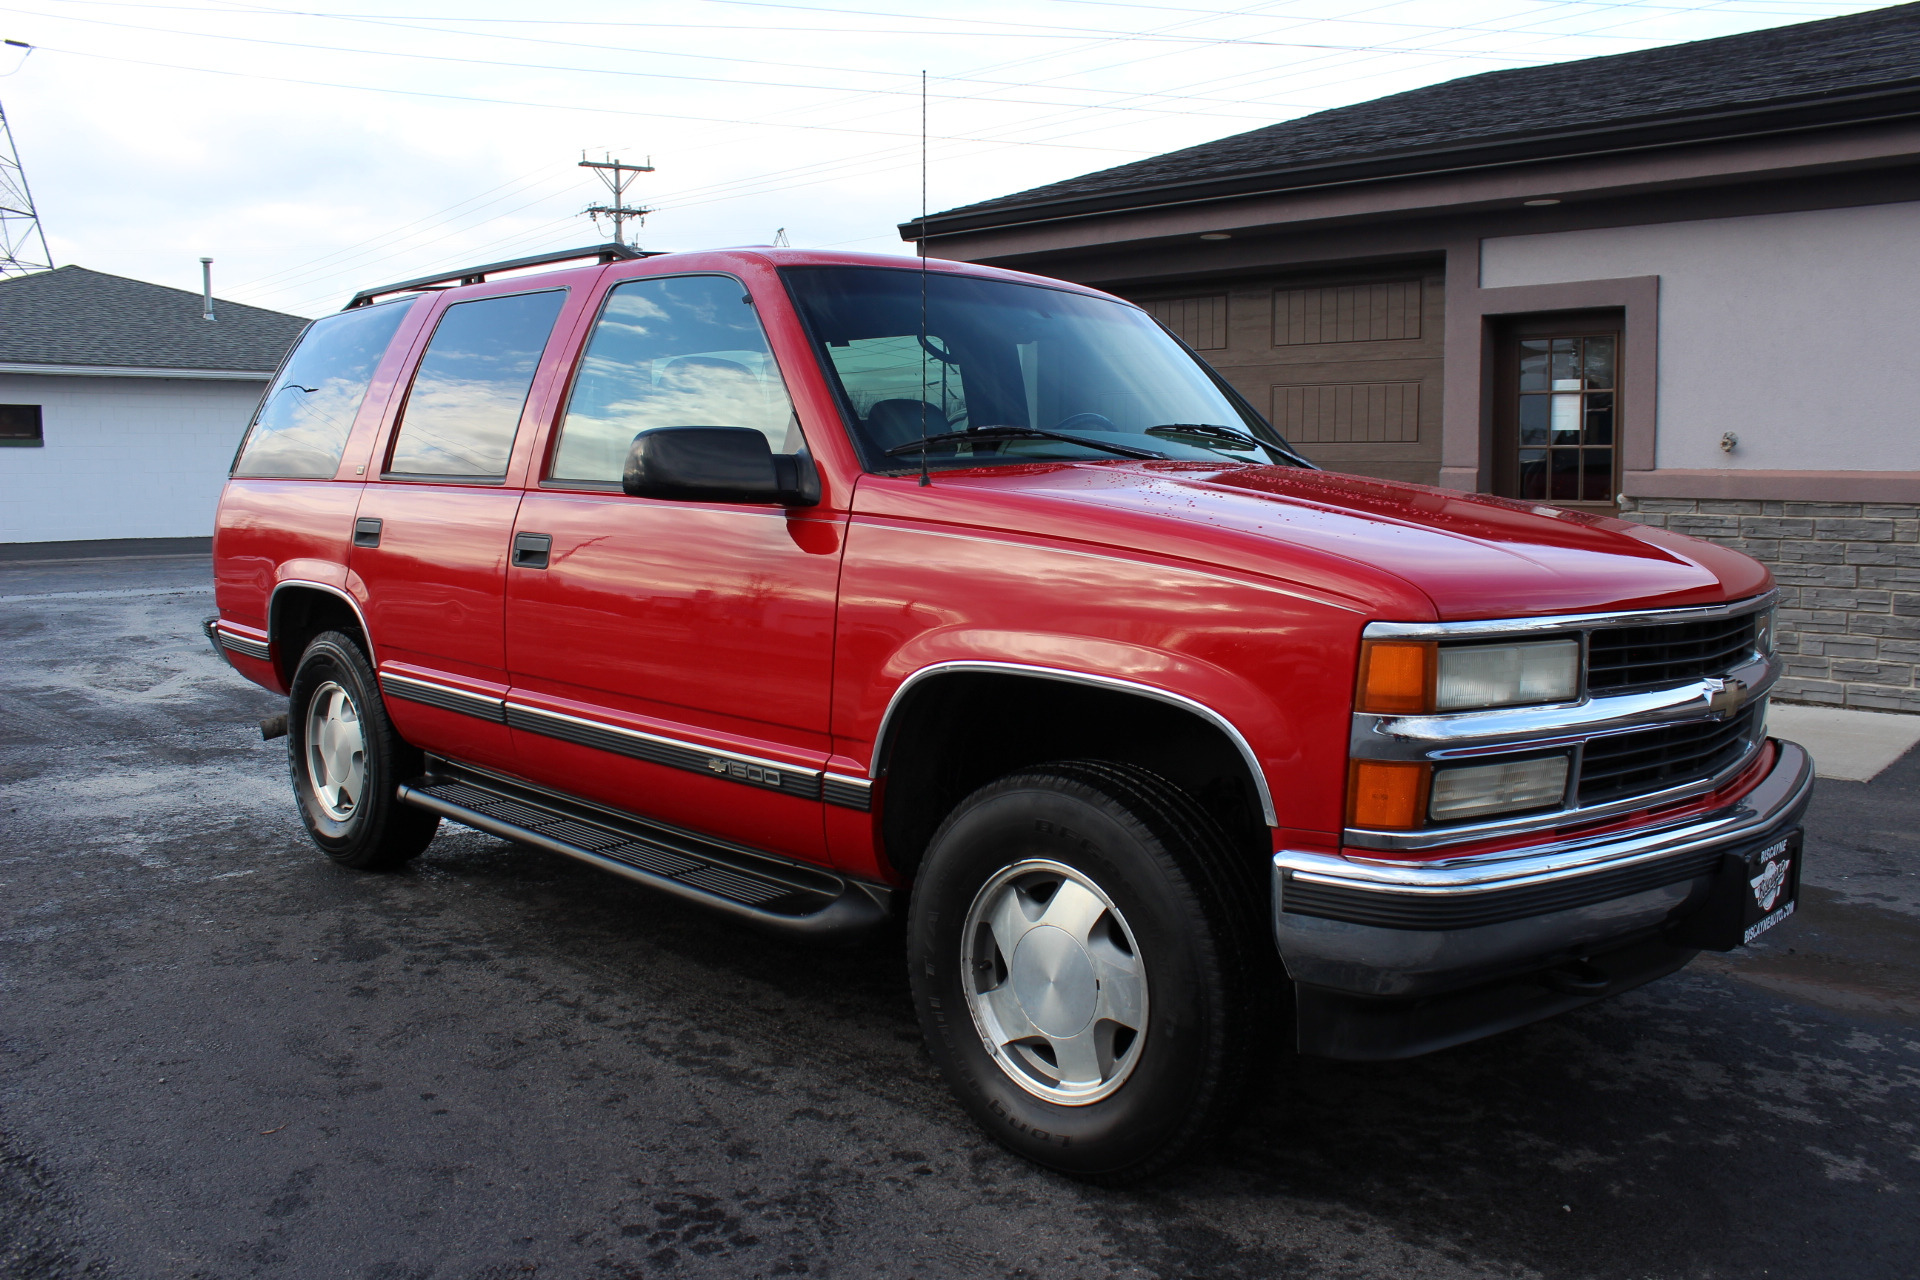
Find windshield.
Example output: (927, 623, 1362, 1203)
(782, 266, 1306, 473)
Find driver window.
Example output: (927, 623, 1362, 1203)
(549, 274, 802, 484)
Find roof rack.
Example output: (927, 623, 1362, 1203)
(343, 243, 658, 309)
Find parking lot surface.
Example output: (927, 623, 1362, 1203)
(3, 550, 1918, 1279)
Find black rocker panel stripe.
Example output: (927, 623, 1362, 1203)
(1280, 844, 1724, 932)
(218, 628, 272, 661)
(821, 775, 873, 812)
(379, 673, 507, 723)
(504, 704, 824, 802)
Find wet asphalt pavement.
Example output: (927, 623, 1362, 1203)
(2, 550, 1918, 1280)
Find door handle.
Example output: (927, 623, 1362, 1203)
(512, 532, 552, 569)
(353, 517, 382, 548)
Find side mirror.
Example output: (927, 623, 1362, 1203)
(622, 427, 820, 506)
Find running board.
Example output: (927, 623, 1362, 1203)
(397, 761, 891, 941)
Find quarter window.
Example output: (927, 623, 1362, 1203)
(388, 290, 568, 479)
(233, 299, 414, 478)
(550, 274, 801, 484)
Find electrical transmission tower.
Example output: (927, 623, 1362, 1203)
(0, 90, 53, 278)
(580, 154, 654, 248)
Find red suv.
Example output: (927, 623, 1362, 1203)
(209, 245, 1809, 1181)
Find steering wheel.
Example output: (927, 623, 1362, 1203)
(1053, 412, 1117, 433)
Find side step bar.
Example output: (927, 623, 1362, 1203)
(397, 760, 892, 941)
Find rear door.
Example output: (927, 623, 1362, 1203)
(503, 271, 845, 863)
(351, 283, 582, 773)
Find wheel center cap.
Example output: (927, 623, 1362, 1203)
(1010, 925, 1097, 1038)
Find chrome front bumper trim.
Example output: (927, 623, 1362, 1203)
(1361, 590, 1776, 641)
(1272, 739, 1812, 997)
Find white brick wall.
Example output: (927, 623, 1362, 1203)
(0, 373, 268, 542)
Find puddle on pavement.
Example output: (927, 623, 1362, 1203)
(1691, 884, 1920, 1025)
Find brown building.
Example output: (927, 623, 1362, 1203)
(905, 2, 1920, 712)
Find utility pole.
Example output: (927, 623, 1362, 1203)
(579, 153, 654, 249)
(0, 43, 54, 278)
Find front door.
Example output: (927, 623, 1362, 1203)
(504, 272, 843, 863)
(1492, 312, 1623, 511)
(352, 286, 572, 773)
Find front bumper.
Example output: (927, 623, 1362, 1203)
(1273, 737, 1814, 1059)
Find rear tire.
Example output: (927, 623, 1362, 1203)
(286, 631, 438, 870)
(907, 760, 1260, 1182)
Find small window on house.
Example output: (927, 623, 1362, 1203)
(550, 275, 800, 484)
(233, 298, 415, 478)
(0, 404, 43, 447)
(387, 289, 569, 479)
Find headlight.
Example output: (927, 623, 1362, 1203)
(1435, 639, 1579, 710)
(1358, 637, 1580, 714)
(1429, 754, 1569, 822)
(1754, 607, 1776, 657)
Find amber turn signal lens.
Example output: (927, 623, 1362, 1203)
(1357, 640, 1435, 715)
(1348, 760, 1432, 830)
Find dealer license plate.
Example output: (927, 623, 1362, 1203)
(1740, 830, 1801, 944)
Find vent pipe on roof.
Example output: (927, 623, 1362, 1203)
(199, 257, 215, 322)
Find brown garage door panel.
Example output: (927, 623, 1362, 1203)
(1274, 381, 1421, 444)
(1143, 295, 1228, 350)
(1275, 281, 1421, 346)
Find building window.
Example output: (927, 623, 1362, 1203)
(0, 403, 43, 447)
(1494, 316, 1620, 506)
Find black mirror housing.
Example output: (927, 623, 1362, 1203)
(622, 427, 820, 506)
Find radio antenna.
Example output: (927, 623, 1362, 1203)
(917, 68, 931, 488)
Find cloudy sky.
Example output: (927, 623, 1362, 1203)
(0, 0, 1886, 318)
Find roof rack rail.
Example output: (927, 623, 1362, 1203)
(343, 243, 658, 309)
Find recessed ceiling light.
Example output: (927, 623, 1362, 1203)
(1524, 198, 1562, 207)
(1199, 232, 1232, 240)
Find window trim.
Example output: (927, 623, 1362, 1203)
(380, 285, 571, 485)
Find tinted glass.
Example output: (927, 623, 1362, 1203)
(551, 275, 800, 483)
(233, 299, 414, 478)
(388, 290, 567, 478)
(784, 266, 1299, 471)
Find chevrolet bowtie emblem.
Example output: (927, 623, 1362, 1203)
(1701, 676, 1748, 717)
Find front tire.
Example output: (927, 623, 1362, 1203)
(908, 760, 1259, 1182)
(286, 631, 438, 870)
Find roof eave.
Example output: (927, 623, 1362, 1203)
(901, 80, 1920, 241)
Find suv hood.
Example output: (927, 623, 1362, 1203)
(856, 462, 1769, 621)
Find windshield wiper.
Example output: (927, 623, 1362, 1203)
(884, 425, 1164, 461)
(1144, 422, 1261, 448)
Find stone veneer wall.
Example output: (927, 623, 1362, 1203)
(1618, 497, 1920, 713)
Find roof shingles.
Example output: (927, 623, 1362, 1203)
(0, 266, 308, 373)
(924, 1, 1920, 227)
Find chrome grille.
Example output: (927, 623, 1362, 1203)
(1577, 704, 1762, 806)
(1586, 613, 1758, 693)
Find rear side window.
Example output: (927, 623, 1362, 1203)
(233, 299, 415, 478)
(387, 290, 568, 479)
(549, 274, 800, 484)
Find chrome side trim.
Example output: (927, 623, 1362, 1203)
(214, 624, 271, 661)
(378, 672, 507, 723)
(504, 702, 825, 802)
(1279, 739, 1812, 896)
(1361, 590, 1777, 641)
(870, 659, 1279, 827)
(268, 579, 379, 666)
(822, 773, 873, 812)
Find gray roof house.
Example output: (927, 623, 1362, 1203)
(907, 1, 1920, 713)
(0, 266, 308, 545)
